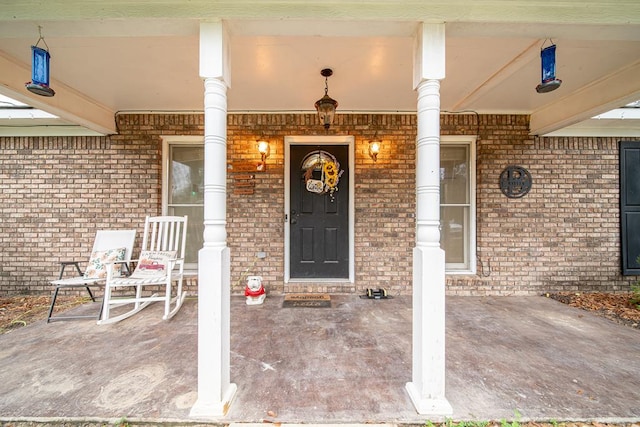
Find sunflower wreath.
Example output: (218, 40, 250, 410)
(303, 152, 343, 199)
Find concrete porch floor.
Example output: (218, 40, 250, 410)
(0, 294, 639, 425)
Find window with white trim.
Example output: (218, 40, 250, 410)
(440, 136, 476, 273)
(162, 137, 204, 272)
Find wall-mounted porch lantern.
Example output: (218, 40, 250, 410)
(535, 41, 562, 94)
(314, 68, 338, 130)
(25, 27, 55, 97)
(369, 133, 381, 162)
(257, 139, 270, 163)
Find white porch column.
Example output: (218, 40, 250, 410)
(190, 21, 237, 419)
(405, 22, 453, 417)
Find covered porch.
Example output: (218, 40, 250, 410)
(0, 295, 639, 424)
(1, 1, 639, 422)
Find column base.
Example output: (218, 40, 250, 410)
(406, 382, 453, 417)
(189, 383, 237, 419)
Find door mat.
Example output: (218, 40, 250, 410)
(282, 293, 331, 308)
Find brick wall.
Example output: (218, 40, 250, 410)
(0, 115, 202, 295)
(442, 114, 635, 295)
(0, 113, 636, 296)
(226, 113, 417, 295)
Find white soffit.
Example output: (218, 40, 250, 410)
(0, 1, 639, 136)
(544, 102, 640, 137)
(0, 94, 104, 136)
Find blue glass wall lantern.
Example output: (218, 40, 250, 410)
(535, 40, 562, 93)
(25, 27, 55, 97)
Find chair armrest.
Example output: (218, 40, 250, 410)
(172, 258, 186, 274)
(105, 259, 135, 277)
(57, 261, 83, 280)
(105, 259, 134, 266)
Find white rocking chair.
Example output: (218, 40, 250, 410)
(48, 229, 136, 322)
(98, 215, 188, 325)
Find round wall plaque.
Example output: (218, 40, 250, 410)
(499, 165, 532, 198)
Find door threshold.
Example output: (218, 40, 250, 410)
(285, 280, 354, 294)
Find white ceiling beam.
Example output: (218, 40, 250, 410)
(450, 39, 540, 111)
(530, 60, 640, 136)
(0, 51, 116, 135)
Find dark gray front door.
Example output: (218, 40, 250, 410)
(289, 145, 349, 279)
(620, 140, 640, 275)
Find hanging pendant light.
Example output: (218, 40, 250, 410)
(26, 26, 55, 97)
(314, 68, 338, 130)
(535, 41, 562, 94)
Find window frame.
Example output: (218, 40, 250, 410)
(161, 135, 205, 273)
(440, 135, 477, 274)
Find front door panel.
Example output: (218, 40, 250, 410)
(290, 145, 349, 279)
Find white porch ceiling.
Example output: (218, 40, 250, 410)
(0, 0, 639, 136)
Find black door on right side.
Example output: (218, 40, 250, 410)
(289, 145, 349, 279)
(620, 140, 640, 275)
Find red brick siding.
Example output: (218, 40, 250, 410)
(0, 113, 636, 296)
(226, 113, 417, 295)
(442, 114, 635, 295)
(0, 115, 199, 295)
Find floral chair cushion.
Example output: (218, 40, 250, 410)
(83, 247, 127, 279)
